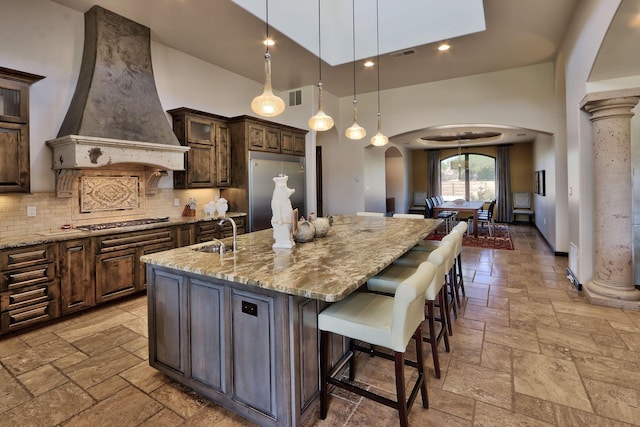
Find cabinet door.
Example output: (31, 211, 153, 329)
(293, 133, 305, 156)
(95, 249, 137, 303)
(265, 126, 280, 152)
(138, 242, 176, 290)
(149, 268, 186, 374)
(282, 130, 305, 156)
(187, 117, 215, 145)
(186, 141, 215, 187)
(177, 224, 195, 247)
(0, 124, 29, 193)
(248, 123, 280, 153)
(231, 289, 277, 417)
(60, 239, 95, 314)
(215, 122, 231, 187)
(189, 279, 225, 391)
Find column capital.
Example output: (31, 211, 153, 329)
(582, 96, 639, 122)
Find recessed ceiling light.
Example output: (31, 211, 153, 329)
(438, 44, 450, 51)
(364, 60, 375, 68)
(263, 39, 275, 47)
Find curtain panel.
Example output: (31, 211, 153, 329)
(428, 150, 440, 197)
(496, 145, 512, 222)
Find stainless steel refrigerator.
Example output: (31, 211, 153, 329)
(248, 151, 306, 232)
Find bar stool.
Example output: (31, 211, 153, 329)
(449, 222, 467, 302)
(412, 222, 467, 309)
(440, 231, 461, 330)
(319, 262, 436, 427)
(368, 247, 452, 378)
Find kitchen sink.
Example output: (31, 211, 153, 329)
(192, 240, 236, 254)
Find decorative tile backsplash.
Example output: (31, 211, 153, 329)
(0, 187, 221, 240)
(80, 176, 140, 212)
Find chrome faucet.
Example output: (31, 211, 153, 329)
(218, 217, 237, 252)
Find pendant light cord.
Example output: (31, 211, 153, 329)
(376, 0, 381, 116)
(352, 0, 356, 101)
(317, 0, 322, 84)
(265, 0, 270, 56)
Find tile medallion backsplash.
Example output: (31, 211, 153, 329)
(80, 176, 140, 212)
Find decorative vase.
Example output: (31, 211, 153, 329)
(312, 214, 333, 237)
(294, 217, 315, 243)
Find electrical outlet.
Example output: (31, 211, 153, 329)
(174, 198, 180, 207)
(27, 206, 36, 217)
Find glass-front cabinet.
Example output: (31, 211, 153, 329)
(0, 67, 44, 193)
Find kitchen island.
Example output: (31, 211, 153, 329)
(141, 215, 441, 426)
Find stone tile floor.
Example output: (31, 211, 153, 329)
(2, 224, 640, 426)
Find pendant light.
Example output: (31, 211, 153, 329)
(308, 0, 334, 131)
(370, 0, 388, 146)
(345, 0, 366, 140)
(251, 0, 285, 118)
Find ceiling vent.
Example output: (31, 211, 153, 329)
(289, 89, 302, 106)
(390, 48, 416, 58)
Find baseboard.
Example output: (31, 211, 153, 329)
(566, 267, 582, 291)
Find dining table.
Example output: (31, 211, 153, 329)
(432, 200, 486, 237)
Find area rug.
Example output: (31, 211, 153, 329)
(427, 223, 514, 250)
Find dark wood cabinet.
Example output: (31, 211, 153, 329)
(96, 248, 137, 303)
(233, 115, 306, 157)
(280, 129, 306, 156)
(222, 116, 307, 219)
(0, 243, 59, 333)
(168, 108, 231, 189)
(177, 224, 195, 247)
(195, 216, 246, 243)
(95, 227, 175, 302)
(0, 217, 244, 336)
(0, 67, 45, 193)
(60, 238, 95, 314)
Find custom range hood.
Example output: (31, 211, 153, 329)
(47, 6, 188, 197)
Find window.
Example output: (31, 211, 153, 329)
(440, 153, 495, 201)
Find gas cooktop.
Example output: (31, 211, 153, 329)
(75, 217, 170, 231)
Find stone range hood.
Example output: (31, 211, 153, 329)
(47, 5, 188, 197)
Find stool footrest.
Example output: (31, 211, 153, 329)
(327, 368, 425, 415)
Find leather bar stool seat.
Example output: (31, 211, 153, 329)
(367, 246, 453, 379)
(319, 262, 436, 427)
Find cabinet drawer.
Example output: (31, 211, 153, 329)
(1, 244, 57, 270)
(1, 281, 58, 312)
(1, 298, 60, 333)
(97, 228, 174, 253)
(1, 263, 56, 291)
(196, 222, 218, 242)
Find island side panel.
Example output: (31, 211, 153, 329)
(148, 268, 187, 375)
(189, 278, 225, 392)
(230, 288, 277, 417)
(147, 264, 302, 426)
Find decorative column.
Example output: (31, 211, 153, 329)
(582, 94, 640, 309)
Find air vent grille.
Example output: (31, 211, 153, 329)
(390, 49, 416, 58)
(289, 89, 302, 106)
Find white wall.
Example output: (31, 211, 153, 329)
(533, 133, 556, 245)
(559, 0, 621, 284)
(1, 0, 323, 214)
(327, 62, 563, 246)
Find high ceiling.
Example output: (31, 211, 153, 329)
(49, 0, 640, 148)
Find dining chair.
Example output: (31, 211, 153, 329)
(477, 199, 496, 237)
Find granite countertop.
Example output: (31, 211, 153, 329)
(0, 212, 247, 250)
(141, 215, 442, 302)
